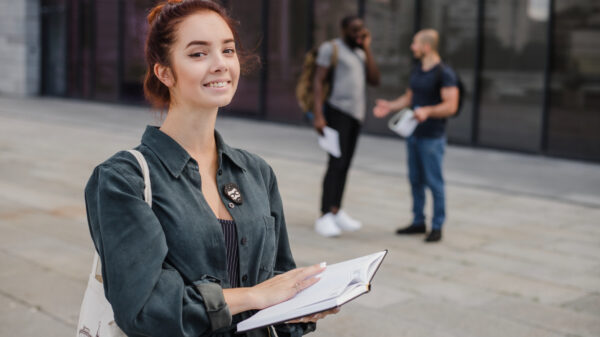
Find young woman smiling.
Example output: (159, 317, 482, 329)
(84, 1, 337, 336)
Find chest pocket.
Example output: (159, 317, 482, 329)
(258, 215, 277, 281)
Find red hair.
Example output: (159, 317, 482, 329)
(143, 0, 257, 109)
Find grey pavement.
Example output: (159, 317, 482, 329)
(0, 96, 599, 337)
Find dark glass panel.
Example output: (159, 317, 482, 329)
(313, 0, 358, 43)
(362, 0, 415, 135)
(41, 0, 68, 96)
(120, 0, 149, 103)
(547, 0, 600, 161)
(94, 0, 119, 101)
(420, 0, 479, 144)
(264, 0, 310, 123)
(478, 0, 549, 152)
(224, 0, 263, 116)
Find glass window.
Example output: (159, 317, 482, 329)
(120, 0, 148, 103)
(547, 0, 600, 161)
(41, 0, 68, 96)
(313, 0, 358, 43)
(420, 0, 479, 144)
(94, 0, 119, 101)
(223, 0, 263, 117)
(362, 0, 415, 135)
(264, 0, 311, 123)
(478, 0, 549, 152)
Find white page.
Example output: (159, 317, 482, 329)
(318, 126, 341, 158)
(388, 108, 418, 138)
(238, 251, 387, 332)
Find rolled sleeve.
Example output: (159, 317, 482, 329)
(194, 281, 232, 330)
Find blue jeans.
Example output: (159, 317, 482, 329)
(406, 135, 446, 230)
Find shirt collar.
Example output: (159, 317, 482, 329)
(214, 130, 247, 173)
(141, 126, 246, 178)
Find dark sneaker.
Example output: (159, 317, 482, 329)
(424, 229, 442, 242)
(396, 223, 426, 235)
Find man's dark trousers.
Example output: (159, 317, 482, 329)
(321, 103, 361, 214)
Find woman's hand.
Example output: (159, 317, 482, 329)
(249, 263, 326, 310)
(286, 307, 341, 324)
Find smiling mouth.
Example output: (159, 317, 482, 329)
(204, 81, 230, 88)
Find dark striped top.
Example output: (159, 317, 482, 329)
(218, 219, 240, 288)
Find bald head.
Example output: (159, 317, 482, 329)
(416, 29, 439, 52)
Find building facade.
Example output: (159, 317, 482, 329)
(4, 0, 599, 161)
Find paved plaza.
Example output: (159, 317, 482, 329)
(0, 96, 599, 337)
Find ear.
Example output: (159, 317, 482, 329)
(154, 63, 175, 88)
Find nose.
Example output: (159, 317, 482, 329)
(210, 53, 228, 73)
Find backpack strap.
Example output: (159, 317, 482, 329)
(330, 40, 338, 69)
(435, 63, 445, 94)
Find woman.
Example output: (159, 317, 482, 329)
(85, 1, 337, 336)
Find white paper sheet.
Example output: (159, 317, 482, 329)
(318, 126, 341, 158)
(388, 108, 418, 138)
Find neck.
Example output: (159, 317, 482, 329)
(160, 102, 219, 163)
(421, 52, 441, 71)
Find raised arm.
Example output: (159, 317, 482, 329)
(373, 89, 413, 118)
(361, 29, 380, 86)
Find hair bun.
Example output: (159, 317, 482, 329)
(147, 4, 165, 25)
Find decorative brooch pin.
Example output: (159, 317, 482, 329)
(223, 182, 243, 205)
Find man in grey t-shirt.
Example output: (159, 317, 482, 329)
(312, 15, 380, 237)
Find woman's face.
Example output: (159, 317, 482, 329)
(167, 11, 240, 110)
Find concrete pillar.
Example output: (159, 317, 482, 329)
(0, 0, 40, 96)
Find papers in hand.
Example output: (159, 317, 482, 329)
(388, 108, 418, 137)
(318, 126, 341, 158)
(237, 250, 388, 333)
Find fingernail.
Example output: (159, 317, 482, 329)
(319, 262, 327, 268)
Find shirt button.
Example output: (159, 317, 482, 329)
(241, 237, 247, 245)
(242, 275, 248, 282)
(228, 202, 235, 209)
(218, 169, 223, 176)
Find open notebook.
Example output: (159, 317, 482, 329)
(237, 250, 388, 333)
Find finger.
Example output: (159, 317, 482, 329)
(295, 276, 319, 293)
(297, 262, 326, 280)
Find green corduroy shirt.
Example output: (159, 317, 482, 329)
(85, 126, 315, 337)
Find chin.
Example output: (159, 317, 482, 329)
(216, 97, 234, 108)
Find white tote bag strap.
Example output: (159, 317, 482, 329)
(127, 149, 153, 207)
(90, 149, 152, 278)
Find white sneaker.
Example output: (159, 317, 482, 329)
(334, 210, 362, 231)
(315, 213, 341, 237)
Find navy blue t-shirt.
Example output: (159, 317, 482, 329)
(410, 62, 458, 138)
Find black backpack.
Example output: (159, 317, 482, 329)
(434, 63, 464, 117)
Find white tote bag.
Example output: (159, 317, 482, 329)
(77, 150, 152, 337)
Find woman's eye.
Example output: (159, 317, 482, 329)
(224, 48, 236, 54)
(189, 52, 206, 58)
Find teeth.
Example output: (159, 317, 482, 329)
(207, 81, 227, 88)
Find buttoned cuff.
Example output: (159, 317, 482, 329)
(194, 281, 232, 331)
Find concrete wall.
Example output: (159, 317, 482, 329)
(0, 0, 40, 96)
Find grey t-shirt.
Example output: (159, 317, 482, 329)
(316, 38, 366, 122)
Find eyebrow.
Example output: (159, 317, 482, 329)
(185, 39, 235, 48)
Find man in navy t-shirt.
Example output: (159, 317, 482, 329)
(373, 29, 459, 242)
